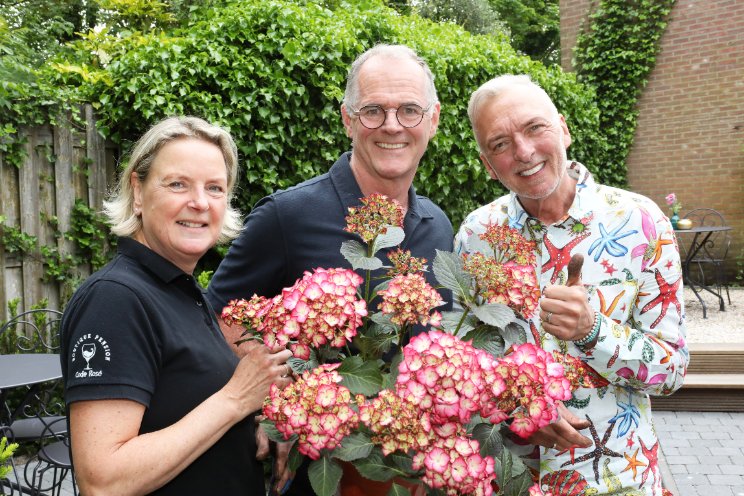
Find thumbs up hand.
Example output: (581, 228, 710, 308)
(539, 254, 595, 343)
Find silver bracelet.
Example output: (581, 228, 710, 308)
(575, 311, 601, 347)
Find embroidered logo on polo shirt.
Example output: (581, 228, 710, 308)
(70, 333, 111, 379)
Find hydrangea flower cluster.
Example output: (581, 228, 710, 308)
(480, 222, 537, 265)
(358, 389, 432, 455)
(481, 343, 573, 438)
(344, 193, 404, 243)
(263, 364, 359, 460)
(396, 330, 493, 425)
(221, 267, 367, 359)
(378, 273, 443, 328)
(412, 434, 495, 496)
(386, 248, 428, 277)
(462, 253, 540, 318)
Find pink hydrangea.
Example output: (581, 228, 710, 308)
(280, 268, 367, 359)
(412, 434, 495, 496)
(484, 343, 573, 438)
(462, 253, 540, 318)
(222, 268, 367, 359)
(396, 330, 491, 425)
(358, 389, 432, 455)
(263, 364, 359, 460)
(378, 273, 443, 328)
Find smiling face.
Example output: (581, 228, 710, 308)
(341, 55, 440, 196)
(474, 85, 572, 204)
(131, 137, 228, 273)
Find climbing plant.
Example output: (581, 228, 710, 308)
(573, 0, 676, 186)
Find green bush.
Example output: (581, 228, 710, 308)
(60, 0, 604, 230)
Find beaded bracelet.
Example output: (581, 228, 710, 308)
(575, 311, 601, 348)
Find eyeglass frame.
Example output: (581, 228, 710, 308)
(347, 103, 435, 129)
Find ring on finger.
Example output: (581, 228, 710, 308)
(552, 442, 558, 450)
(282, 364, 290, 378)
(545, 311, 553, 325)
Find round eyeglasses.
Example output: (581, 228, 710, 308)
(349, 103, 433, 129)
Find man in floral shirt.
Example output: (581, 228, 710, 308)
(455, 75, 688, 495)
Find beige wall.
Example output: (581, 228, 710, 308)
(560, 0, 744, 279)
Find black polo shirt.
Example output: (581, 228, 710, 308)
(61, 237, 263, 495)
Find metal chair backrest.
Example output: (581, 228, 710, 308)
(0, 309, 63, 354)
(682, 208, 730, 262)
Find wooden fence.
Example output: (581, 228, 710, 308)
(0, 105, 118, 321)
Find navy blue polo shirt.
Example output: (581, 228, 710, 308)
(61, 237, 263, 495)
(207, 152, 454, 314)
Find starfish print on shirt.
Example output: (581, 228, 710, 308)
(542, 232, 590, 284)
(562, 415, 623, 484)
(640, 269, 682, 329)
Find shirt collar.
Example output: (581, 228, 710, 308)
(117, 236, 189, 284)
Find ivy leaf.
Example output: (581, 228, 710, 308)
(432, 249, 472, 301)
(341, 240, 382, 270)
(308, 456, 342, 496)
(332, 431, 374, 462)
(469, 302, 513, 328)
(338, 355, 383, 396)
(372, 226, 404, 253)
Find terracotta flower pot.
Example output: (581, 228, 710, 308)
(338, 461, 426, 496)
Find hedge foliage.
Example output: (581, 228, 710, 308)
(56, 0, 604, 229)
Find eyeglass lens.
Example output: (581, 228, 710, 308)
(356, 105, 426, 129)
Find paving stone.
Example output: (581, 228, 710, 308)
(710, 447, 743, 456)
(676, 483, 699, 496)
(709, 475, 744, 486)
(666, 455, 703, 465)
(705, 485, 735, 496)
(721, 465, 744, 476)
(687, 464, 722, 474)
(678, 473, 711, 485)
(700, 430, 734, 439)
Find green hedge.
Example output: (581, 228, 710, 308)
(67, 0, 604, 228)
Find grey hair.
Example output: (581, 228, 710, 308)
(103, 116, 242, 244)
(468, 75, 559, 149)
(343, 44, 438, 109)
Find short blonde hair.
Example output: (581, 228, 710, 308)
(103, 116, 242, 244)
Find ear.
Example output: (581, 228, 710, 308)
(558, 114, 572, 149)
(428, 101, 441, 139)
(341, 104, 353, 139)
(131, 171, 143, 214)
(479, 153, 498, 180)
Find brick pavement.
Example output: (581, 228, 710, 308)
(655, 411, 744, 496)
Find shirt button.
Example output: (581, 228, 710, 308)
(197, 301, 203, 307)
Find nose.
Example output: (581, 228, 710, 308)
(188, 189, 210, 211)
(379, 108, 404, 130)
(512, 134, 535, 163)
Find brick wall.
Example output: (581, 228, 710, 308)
(560, 0, 744, 281)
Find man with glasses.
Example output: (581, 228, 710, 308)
(206, 44, 453, 495)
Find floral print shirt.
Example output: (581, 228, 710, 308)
(455, 161, 688, 495)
